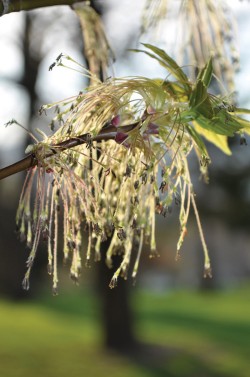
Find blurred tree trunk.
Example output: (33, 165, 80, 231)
(96, 241, 136, 351)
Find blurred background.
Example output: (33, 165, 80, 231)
(0, 1, 250, 376)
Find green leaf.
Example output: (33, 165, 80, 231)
(233, 116, 250, 134)
(233, 107, 250, 115)
(193, 121, 231, 155)
(186, 124, 208, 157)
(194, 113, 242, 136)
(161, 80, 188, 101)
(131, 44, 190, 92)
(189, 80, 214, 119)
(189, 60, 215, 119)
(189, 80, 207, 108)
(197, 58, 213, 88)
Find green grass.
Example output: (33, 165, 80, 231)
(133, 285, 250, 377)
(0, 284, 250, 377)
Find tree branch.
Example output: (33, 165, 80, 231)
(0, 122, 138, 180)
(0, 0, 86, 16)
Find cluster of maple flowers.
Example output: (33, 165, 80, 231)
(142, 0, 239, 93)
(15, 47, 249, 293)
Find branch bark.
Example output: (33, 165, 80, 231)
(0, 132, 113, 180)
(0, 0, 86, 16)
(0, 122, 138, 180)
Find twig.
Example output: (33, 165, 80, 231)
(0, 122, 138, 180)
(0, 1, 87, 16)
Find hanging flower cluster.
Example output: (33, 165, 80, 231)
(15, 46, 250, 293)
(142, 0, 240, 92)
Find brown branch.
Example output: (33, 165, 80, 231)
(0, 155, 35, 180)
(0, 122, 138, 181)
(0, 0, 86, 16)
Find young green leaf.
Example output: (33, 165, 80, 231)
(197, 57, 213, 88)
(189, 80, 214, 119)
(193, 121, 231, 155)
(131, 43, 191, 92)
(195, 113, 241, 136)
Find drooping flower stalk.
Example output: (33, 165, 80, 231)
(9, 46, 250, 292)
(142, 0, 240, 92)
